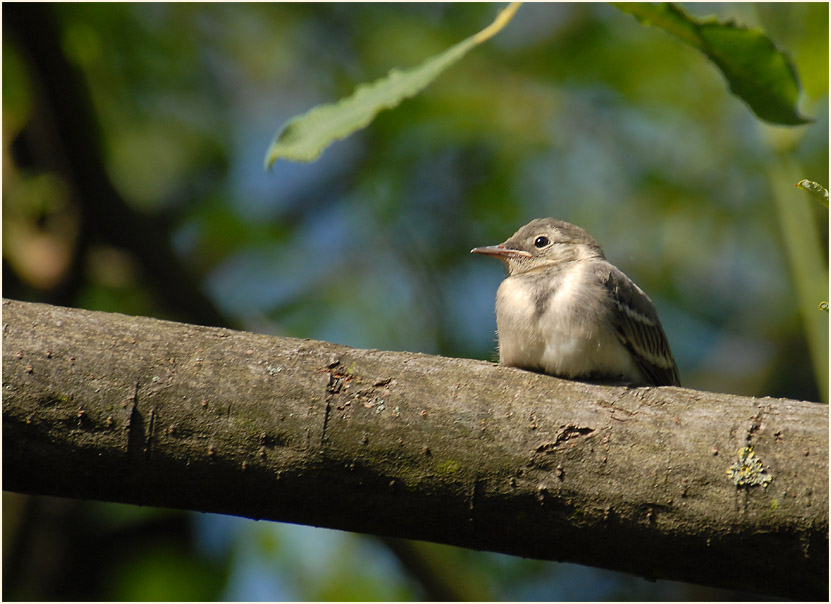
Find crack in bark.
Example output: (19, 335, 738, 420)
(321, 370, 343, 450)
(145, 407, 155, 460)
(321, 399, 331, 450)
(125, 379, 142, 456)
(746, 403, 771, 443)
(125, 379, 156, 459)
(535, 425, 595, 453)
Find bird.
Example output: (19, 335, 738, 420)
(471, 218, 680, 386)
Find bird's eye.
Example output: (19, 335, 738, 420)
(533, 236, 550, 248)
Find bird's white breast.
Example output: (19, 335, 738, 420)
(495, 264, 642, 381)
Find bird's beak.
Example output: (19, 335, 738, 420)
(470, 245, 532, 259)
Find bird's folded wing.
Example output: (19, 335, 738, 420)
(597, 265, 681, 386)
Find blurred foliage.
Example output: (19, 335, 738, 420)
(3, 2, 827, 601)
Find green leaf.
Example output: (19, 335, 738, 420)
(796, 179, 829, 209)
(265, 3, 521, 168)
(612, 2, 810, 126)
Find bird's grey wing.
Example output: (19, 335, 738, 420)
(597, 265, 681, 386)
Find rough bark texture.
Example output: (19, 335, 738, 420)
(2, 298, 827, 599)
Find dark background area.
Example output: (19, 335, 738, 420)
(3, 2, 827, 600)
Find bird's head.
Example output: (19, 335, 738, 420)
(471, 218, 604, 276)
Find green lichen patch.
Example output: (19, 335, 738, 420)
(726, 446, 772, 488)
(435, 459, 460, 475)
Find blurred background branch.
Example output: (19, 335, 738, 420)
(4, 3, 227, 328)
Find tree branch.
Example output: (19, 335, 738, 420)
(2, 298, 827, 599)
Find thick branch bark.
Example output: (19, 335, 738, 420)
(2, 299, 827, 599)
